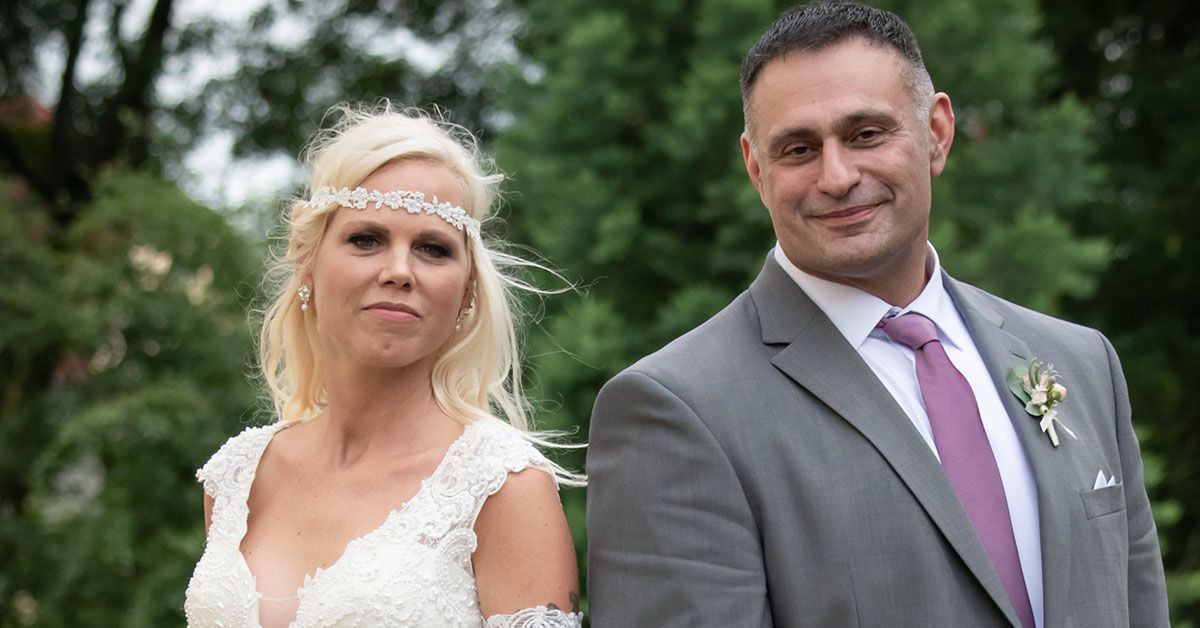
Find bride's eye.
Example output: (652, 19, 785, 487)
(417, 241, 453, 258)
(348, 233, 381, 250)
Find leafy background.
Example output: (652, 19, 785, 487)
(1, 0, 1196, 624)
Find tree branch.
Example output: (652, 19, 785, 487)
(88, 0, 174, 168)
(0, 129, 56, 203)
(109, 0, 133, 71)
(50, 0, 91, 206)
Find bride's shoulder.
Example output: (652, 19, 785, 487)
(469, 422, 579, 622)
(465, 419, 553, 478)
(196, 422, 286, 498)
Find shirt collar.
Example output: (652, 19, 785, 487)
(772, 243, 967, 351)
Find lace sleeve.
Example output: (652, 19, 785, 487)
(194, 447, 224, 498)
(483, 606, 583, 628)
(194, 424, 277, 498)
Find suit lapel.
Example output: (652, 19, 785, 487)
(750, 259, 1020, 627)
(945, 276, 1074, 628)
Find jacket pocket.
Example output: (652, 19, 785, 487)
(1079, 483, 1126, 519)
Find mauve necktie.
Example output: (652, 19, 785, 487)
(879, 312, 1036, 628)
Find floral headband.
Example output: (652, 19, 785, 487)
(304, 186, 481, 240)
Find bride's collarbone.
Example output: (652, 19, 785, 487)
(239, 437, 450, 595)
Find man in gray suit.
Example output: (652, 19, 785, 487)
(586, 2, 1170, 626)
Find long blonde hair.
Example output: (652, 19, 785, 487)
(256, 102, 582, 484)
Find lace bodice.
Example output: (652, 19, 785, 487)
(184, 419, 581, 628)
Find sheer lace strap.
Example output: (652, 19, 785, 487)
(483, 606, 583, 628)
(195, 423, 282, 498)
(477, 420, 554, 479)
(463, 421, 556, 527)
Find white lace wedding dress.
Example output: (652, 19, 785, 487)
(184, 418, 582, 627)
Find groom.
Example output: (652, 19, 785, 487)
(586, 2, 1169, 626)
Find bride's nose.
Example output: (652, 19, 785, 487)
(378, 249, 415, 289)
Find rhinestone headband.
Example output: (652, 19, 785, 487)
(305, 186, 481, 240)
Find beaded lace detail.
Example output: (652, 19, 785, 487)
(183, 419, 581, 627)
(484, 605, 582, 627)
(304, 186, 482, 240)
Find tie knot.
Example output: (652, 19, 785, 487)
(879, 312, 940, 351)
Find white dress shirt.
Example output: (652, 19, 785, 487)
(773, 244, 1044, 628)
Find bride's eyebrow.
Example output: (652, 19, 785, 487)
(413, 228, 459, 243)
(340, 219, 387, 233)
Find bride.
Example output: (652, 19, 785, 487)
(185, 104, 583, 627)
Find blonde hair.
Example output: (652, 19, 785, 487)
(257, 102, 582, 485)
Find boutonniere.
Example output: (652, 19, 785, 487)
(1006, 359, 1077, 447)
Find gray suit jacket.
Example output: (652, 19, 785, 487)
(587, 256, 1169, 627)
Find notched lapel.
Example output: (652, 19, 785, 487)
(946, 275, 1075, 628)
(751, 258, 1021, 628)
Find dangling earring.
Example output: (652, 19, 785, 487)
(456, 295, 476, 329)
(298, 284, 311, 311)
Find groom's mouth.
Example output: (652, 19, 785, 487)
(812, 202, 881, 228)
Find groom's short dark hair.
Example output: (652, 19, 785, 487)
(740, 1, 934, 129)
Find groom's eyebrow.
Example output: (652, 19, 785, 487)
(841, 108, 899, 129)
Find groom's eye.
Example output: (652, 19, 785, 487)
(783, 144, 815, 161)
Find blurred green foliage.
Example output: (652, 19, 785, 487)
(0, 0, 1196, 625)
(0, 172, 261, 624)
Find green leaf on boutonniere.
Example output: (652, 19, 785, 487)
(1007, 365, 1031, 403)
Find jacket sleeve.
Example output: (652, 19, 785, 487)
(1100, 331, 1170, 626)
(586, 369, 772, 628)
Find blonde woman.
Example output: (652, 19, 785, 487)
(184, 104, 583, 627)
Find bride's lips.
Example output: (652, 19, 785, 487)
(811, 202, 881, 227)
(365, 302, 420, 322)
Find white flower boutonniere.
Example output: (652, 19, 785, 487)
(1006, 359, 1077, 447)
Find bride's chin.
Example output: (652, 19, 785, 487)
(353, 347, 438, 371)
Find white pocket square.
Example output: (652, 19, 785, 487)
(1093, 470, 1119, 490)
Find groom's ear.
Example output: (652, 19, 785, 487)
(741, 132, 764, 193)
(928, 92, 955, 177)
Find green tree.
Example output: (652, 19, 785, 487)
(175, 0, 522, 162)
(495, 0, 1108, 610)
(0, 0, 176, 215)
(0, 2, 258, 622)
(0, 171, 261, 625)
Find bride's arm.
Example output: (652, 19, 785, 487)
(203, 493, 214, 534)
(473, 467, 581, 625)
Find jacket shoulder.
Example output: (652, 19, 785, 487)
(951, 279, 1111, 351)
(614, 290, 764, 395)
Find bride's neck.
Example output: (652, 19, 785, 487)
(315, 355, 454, 467)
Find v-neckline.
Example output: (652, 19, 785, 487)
(234, 420, 479, 627)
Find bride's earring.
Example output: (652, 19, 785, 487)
(456, 295, 476, 329)
(298, 284, 312, 311)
